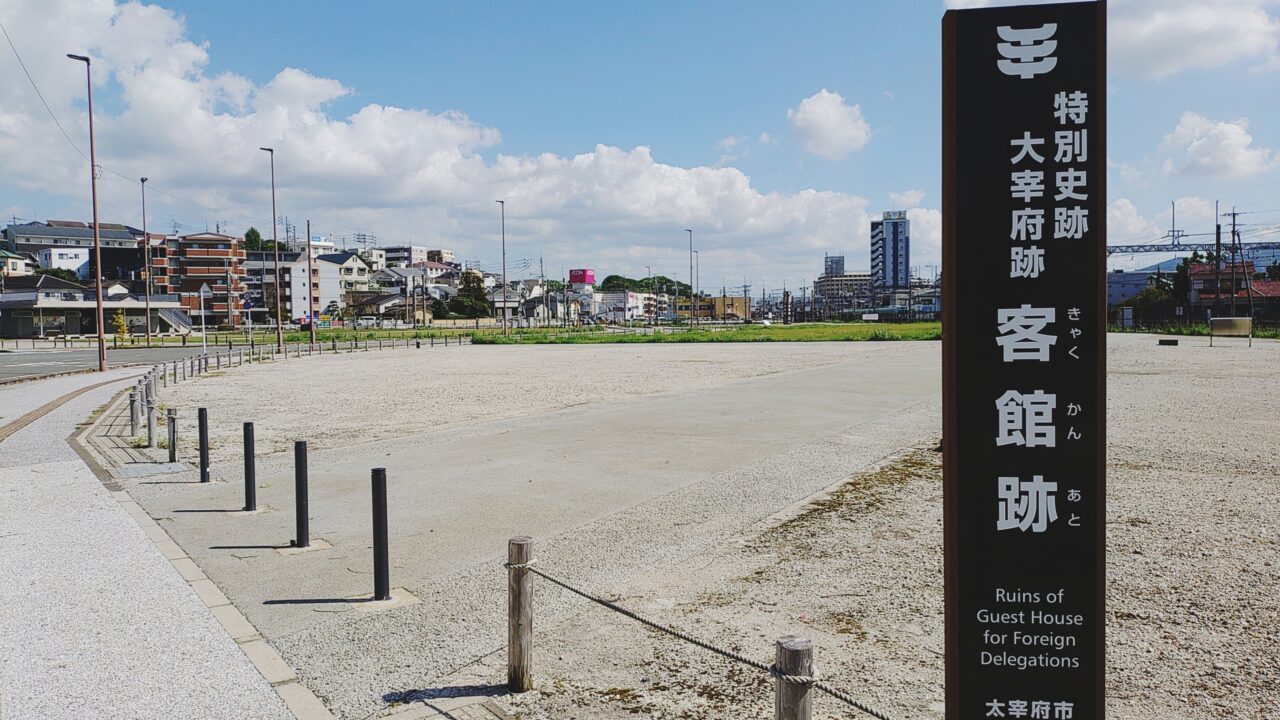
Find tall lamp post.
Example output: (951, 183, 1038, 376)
(645, 265, 653, 325)
(140, 177, 152, 347)
(685, 229, 693, 328)
(260, 147, 284, 351)
(692, 250, 700, 325)
(67, 53, 106, 371)
(497, 200, 507, 336)
(306, 220, 316, 349)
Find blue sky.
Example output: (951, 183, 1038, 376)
(1, 0, 1278, 290)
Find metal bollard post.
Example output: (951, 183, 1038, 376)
(146, 391, 155, 448)
(203, 354, 209, 373)
(293, 441, 309, 548)
(181, 358, 186, 381)
(507, 536, 534, 692)
(198, 407, 210, 483)
(416, 340, 421, 349)
(163, 365, 168, 388)
(372, 468, 390, 601)
(167, 409, 177, 463)
(243, 422, 257, 512)
(238, 348, 243, 366)
(129, 391, 140, 436)
(774, 636, 814, 720)
(332, 338, 337, 352)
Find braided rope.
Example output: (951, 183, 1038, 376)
(504, 561, 894, 720)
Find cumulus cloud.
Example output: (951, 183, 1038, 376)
(0, 0, 903, 289)
(1107, 198, 1164, 244)
(888, 189, 925, 209)
(1110, 0, 1280, 79)
(944, 0, 1280, 78)
(1158, 112, 1276, 179)
(786, 89, 871, 160)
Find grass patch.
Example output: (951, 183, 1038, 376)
(1108, 323, 1280, 339)
(471, 322, 942, 344)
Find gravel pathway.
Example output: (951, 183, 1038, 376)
(0, 373, 291, 720)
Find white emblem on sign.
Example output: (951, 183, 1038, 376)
(996, 24, 1058, 79)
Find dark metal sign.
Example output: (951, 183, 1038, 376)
(943, 2, 1106, 718)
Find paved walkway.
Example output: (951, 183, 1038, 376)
(0, 372, 292, 719)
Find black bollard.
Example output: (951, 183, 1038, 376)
(167, 409, 177, 463)
(372, 467, 390, 601)
(198, 408, 210, 483)
(416, 340, 420, 349)
(243, 422, 257, 511)
(293, 441, 309, 548)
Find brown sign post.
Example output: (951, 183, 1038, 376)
(943, 2, 1106, 718)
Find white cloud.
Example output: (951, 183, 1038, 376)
(716, 135, 748, 166)
(786, 89, 871, 160)
(758, 131, 774, 145)
(1107, 198, 1164, 244)
(0, 0, 883, 290)
(888, 189, 925, 209)
(1110, 0, 1280, 79)
(1158, 112, 1276, 179)
(944, 0, 1280, 78)
(906, 207, 942, 271)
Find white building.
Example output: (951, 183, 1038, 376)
(382, 245, 429, 267)
(36, 247, 90, 278)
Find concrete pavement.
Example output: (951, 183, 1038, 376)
(0, 346, 206, 383)
(0, 372, 293, 720)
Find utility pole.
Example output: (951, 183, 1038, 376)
(306, 220, 316, 349)
(685, 229, 694, 327)
(260, 147, 284, 351)
(1214, 199, 1222, 320)
(140, 177, 153, 347)
(498, 200, 508, 336)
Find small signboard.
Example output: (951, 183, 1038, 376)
(942, 2, 1105, 718)
(199, 283, 213, 299)
(861, 313, 880, 321)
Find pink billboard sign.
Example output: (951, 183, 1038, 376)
(569, 268, 595, 285)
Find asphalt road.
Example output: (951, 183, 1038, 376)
(0, 347, 206, 383)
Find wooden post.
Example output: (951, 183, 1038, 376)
(774, 635, 813, 720)
(507, 536, 534, 693)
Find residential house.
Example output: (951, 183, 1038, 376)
(0, 273, 182, 337)
(2, 249, 34, 277)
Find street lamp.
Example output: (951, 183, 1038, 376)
(260, 147, 283, 350)
(67, 53, 106, 371)
(140, 177, 152, 348)
(685, 229, 693, 328)
(645, 265, 653, 325)
(693, 250, 700, 325)
(497, 200, 507, 336)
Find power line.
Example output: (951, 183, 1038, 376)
(0, 18, 87, 162)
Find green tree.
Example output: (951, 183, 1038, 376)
(243, 227, 263, 250)
(36, 267, 81, 284)
(448, 271, 491, 318)
(1171, 251, 1203, 305)
(1266, 262, 1280, 282)
(111, 309, 129, 340)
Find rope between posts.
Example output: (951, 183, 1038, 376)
(504, 560, 894, 720)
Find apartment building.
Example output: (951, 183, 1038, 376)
(165, 232, 246, 328)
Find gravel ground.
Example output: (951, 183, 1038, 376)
(0, 374, 292, 720)
(424, 334, 1278, 720)
(158, 342, 874, 465)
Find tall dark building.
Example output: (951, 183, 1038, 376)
(823, 254, 845, 277)
(870, 211, 910, 294)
